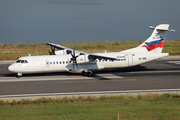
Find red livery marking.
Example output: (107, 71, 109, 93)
(141, 41, 164, 51)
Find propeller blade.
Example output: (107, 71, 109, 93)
(73, 63, 74, 70)
(48, 46, 56, 55)
(73, 48, 75, 56)
(69, 48, 80, 70)
(52, 46, 55, 54)
(73, 60, 75, 70)
(48, 51, 52, 55)
(75, 60, 78, 68)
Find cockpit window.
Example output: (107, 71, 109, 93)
(16, 60, 21, 63)
(16, 60, 28, 63)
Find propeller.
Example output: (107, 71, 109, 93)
(48, 46, 56, 55)
(70, 50, 85, 70)
(70, 49, 80, 70)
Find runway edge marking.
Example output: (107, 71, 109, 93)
(0, 89, 180, 98)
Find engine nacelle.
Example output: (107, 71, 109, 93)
(76, 55, 90, 63)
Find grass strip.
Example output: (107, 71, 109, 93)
(0, 40, 180, 60)
(0, 93, 180, 119)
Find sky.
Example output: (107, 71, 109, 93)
(0, 0, 180, 44)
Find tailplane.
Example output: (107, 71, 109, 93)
(122, 24, 173, 53)
(140, 24, 169, 53)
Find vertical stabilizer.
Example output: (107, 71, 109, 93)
(122, 24, 171, 53)
(139, 24, 169, 53)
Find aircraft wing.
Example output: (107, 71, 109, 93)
(47, 43, 86, 55)
(88, 54, 117, 61)
(47, 43, 117, 61)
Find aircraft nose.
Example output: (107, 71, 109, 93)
(7, 65, 13, 72)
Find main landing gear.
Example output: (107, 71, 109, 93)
(81, 70, 93, 77)
(17, 73, 22, 78)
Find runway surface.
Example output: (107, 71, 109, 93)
(0, 56, 180, 99)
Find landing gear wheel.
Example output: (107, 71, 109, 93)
(87, 72, 93, 77)
(82, 71, 86, 76)
(17, 73, 22, 78)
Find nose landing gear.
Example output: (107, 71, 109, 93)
(17, 73, 22, 78)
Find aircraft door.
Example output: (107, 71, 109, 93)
(127, 54, 133, 66)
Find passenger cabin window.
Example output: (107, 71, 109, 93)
(60, 61, 61, 64)
(56, 62, 58, 64)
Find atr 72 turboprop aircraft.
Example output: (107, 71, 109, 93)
(8, 24, 175, 78)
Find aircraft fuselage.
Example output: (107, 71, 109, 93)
(8, 52, 168, 74)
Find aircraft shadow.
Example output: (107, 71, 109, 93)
(96, 65, 155, 74)
(92, 75, 111, 80)
(4, 65, 155, 78)
(4, 72, 73, 77)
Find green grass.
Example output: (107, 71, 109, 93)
(0, 40, 180, 60)
(1, 100, 180, 120)
(0, 93, 180, 119)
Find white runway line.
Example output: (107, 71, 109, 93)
(0, 89, 180, 98)
(167, 61, 180, 64)
(128, 70, 180, 74)
(0, 74, 123, 82)
(1, 70, 180, 82)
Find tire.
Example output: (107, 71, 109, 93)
(17, 73, 22, 78)
(82, 71, 86, 76)
(87, 72, 93, 77)
(17, 75, 21, 78)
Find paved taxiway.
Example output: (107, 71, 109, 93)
(0, 56, 180, 100)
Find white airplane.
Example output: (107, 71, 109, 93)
(8, 24, 174, 78)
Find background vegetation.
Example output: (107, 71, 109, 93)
(0, 93, 180, 119)
(0, 39, 180, 60)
